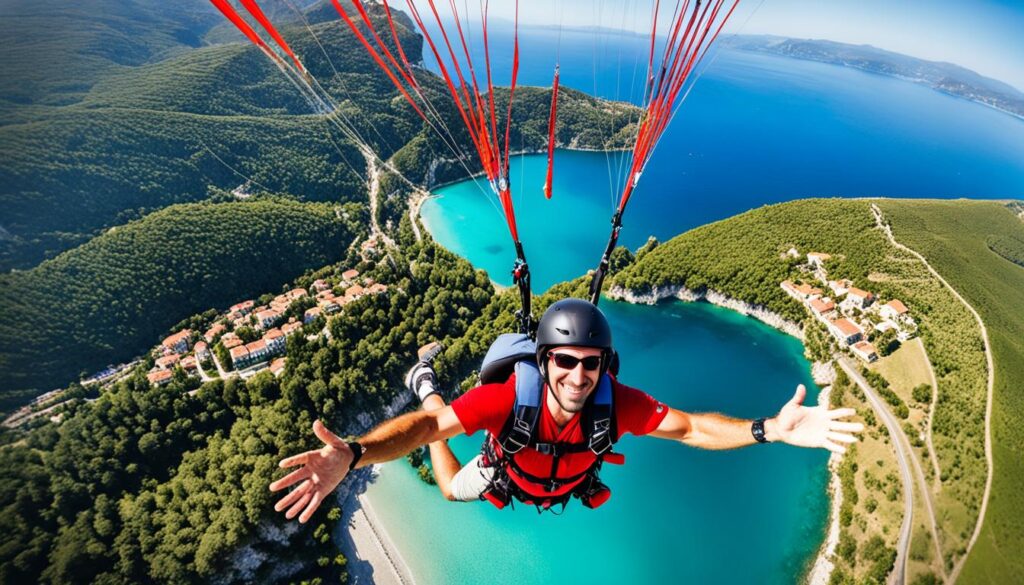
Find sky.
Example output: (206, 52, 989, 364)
(408, 0, 1024, 91)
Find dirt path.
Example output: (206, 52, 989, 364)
(915, 339, 943, 486)
(871, 203, 995, 582)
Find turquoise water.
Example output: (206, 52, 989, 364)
(366, 301, 829, 584)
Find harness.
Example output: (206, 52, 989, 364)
(476, 334, 626, 512)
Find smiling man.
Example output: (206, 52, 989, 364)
(270, 299, 863, 522)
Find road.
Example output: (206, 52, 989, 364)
(872, 203, 994, 582)
(837, 356, 913, 585)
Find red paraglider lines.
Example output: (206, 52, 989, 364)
(328, 0, 427, 121)
(209, 0, 279, 61)
(543, 65, 560, 200)
(238, 0, 306, 73)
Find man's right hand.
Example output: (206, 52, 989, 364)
(269, 420, 354, 523)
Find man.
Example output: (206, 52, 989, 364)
(270, 299, 863, 522)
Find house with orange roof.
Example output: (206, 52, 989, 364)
(304, 307, 323, 324)
(180, 356, 198, 372)
(851, 341, 879, 363)
(155, 354, 181, 370)
(312, 279, 330, 292)
(162, 330, 192, 354)
(845, 287, 875, 309)
(341, 269, 359, 282)
(263, 328, 286, 353)
(809, 298, 835, 318)
(245, 339, 269, 363)
(147, 370, 173, 386)
(828, 279, 853, 297)
(229, 345, 250, 367)
(195, 341, 210, 360)
(255, 309, 282, 330)
(222, 333, 243, 349)
(281, 321, 302, 336)
(880, 299, 909, 321)
(828, 318, 864, 346)
(270, 357, 287, 377)
(204, 323, 226, 343)
(287, 287, 308, 299)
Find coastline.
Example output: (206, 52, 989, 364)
(609, 282, 839, 585)
(335, 465, 417, 585)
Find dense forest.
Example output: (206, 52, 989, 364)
(0, 226, 509, 584)
(0, 199, 362, 413)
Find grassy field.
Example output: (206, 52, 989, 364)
(871, 339, 932, 405)
(878, 200, 1024, 584)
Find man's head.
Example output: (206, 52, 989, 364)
(535, 298, 613, 413)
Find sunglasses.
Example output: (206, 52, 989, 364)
(548, 352, 602, 371)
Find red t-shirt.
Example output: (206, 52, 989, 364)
(451, 374, 669, 498)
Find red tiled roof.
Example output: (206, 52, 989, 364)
(162, 330, 191, 348)
(229, 346, 249, 359)
(246, 340, 266, 352)
(847, 287, 874, 300)
(156, 354, 180, 369)
(147, 370, 173, 384)
(270, 357, 286, 374)
(885, 299, 909, 314)
(180, 356, 197, 369)
(264, 328, 284, 340)
(342, 269, 359, 280)
(831, 318, 862, 337)
(195, 341, 208, 352)
(809, 299, 835, 314)
(230, 300, 254, 312)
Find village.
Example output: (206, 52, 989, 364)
(781, 251, 917, 363)
(146, 267, 388, 386)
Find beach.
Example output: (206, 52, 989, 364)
(335, 466, 417, 585)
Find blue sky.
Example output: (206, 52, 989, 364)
(408, 0, 1024, 91)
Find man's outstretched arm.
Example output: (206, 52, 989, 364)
(269, 406, 464, 522)
(650, 384, 863, 452)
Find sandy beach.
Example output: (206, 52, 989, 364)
(335, 466, 417, 585)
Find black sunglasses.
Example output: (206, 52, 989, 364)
(548, 352, 602, 371)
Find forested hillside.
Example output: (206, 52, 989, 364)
(612, 198, 1012, 578)
(0, 199, 362, 413)
(0, 233, 500, 585)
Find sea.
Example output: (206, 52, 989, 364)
(368, 25, 1024, 584)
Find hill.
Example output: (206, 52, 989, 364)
(0, 198, 362, 413)
(0, 2, 639, 271)
(611, 197, 1023, 583)
(725, 35, 1024, 119)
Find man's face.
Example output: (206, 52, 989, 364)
(545, 345, 603, 414)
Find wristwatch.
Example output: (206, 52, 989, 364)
(347, 441, 364, 471)
(751, 418, 769, 444)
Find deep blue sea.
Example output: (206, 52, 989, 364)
(367, 26, 1024, 584)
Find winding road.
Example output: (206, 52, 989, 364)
(871, 203, 995, 583)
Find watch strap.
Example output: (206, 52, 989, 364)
(751, 418, 769, 444)
(347, 441, 364, 471)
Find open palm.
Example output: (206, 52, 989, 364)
(774, 385, 864, 453)
(269, 420, 354, 523)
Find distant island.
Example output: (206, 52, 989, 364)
(724, 35, 1024, 119)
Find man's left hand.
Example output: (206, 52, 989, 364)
(766, 384, 864, 453)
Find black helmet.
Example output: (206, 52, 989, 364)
(535, 298, 613, 376)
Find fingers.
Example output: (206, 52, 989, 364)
(788, 384, 807, 407)
(269, 466, 310, 492)
(299, 490, 324, 524)
(286, 489, 314, 520)
(829, 421, 865, 433)
(313, 420, 346, 449)
(279, 451, 311, 469)
(822, 441, 847, 454)
(274, 479, 311, 512)
(828, 407, 857, 419)
(827, 431, 858, 444)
